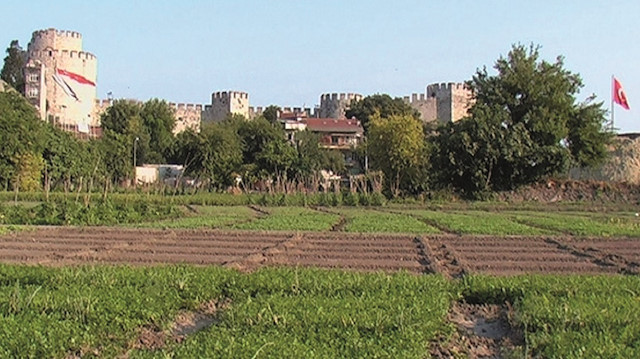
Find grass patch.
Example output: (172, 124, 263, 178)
(0, 265, 453, 359)
(506, 211, 640, 237)
(462, 275, 640, 358)
(133, 206, 256, 229)
(334, 208, 440, 234)
(132, 269, 453, 358)
(405, 210, 553, 235)
(231, 207, 339, 231)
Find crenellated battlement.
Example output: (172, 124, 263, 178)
(212, 91, 249, 100)
(426, 82, 466, 94)
(32, 28, 82, 40)
(320, 93, 363, 102)
(29, 50, 97, 61)
(404, 93, 429, 103)
(171, 103, 204, 111)
(28, 28, 84, 53)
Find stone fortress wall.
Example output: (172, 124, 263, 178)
(25, 28, 98, 130)
(404, 82, 472, 124)
(93, 99, 202, 134)
(318, 93, 363, 119)
(22, 28, 473, 136)
(92, 83, 471, 134)
(201, 91, 249, 123)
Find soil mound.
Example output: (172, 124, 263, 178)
(498, 179, 640, 203)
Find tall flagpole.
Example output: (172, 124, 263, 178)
(611, 75, 615, 131)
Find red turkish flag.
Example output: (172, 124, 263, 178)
(613, 77, 630, 110)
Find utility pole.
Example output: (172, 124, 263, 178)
(133, 136, 139, 187)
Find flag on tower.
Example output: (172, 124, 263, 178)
(613, 77, 630, 110)
(52, 68, 96, 102)
(52, 68, 96, 133)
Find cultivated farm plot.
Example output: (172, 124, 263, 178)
(2, 227, 639, 276)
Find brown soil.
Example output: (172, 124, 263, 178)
(1, 228, 639, 276)
(497, 179, 640, 203)
(431, 302, 524, 358)
(129, 298, 229, 355)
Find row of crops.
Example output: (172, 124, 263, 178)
(0, 265, 638, 358)
(129, 205, 640, 237)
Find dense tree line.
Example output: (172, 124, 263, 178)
(0, 44, 611, 198)
(0, 92, 346, 193)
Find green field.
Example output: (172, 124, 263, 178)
(133, 206, 256, 229)
(332, 208, 441, 234)
(105, 204, 640, 236)
(0, 265, 638, 358)
(3, 196, 640, 357)
(231, 207, 339, 231)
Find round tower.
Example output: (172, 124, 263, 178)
(319, 93, 362, 119)
(26, 28, 98, 129)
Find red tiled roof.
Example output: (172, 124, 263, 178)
(303, 118, 363, 134)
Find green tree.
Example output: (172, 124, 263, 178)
(42, 126, 92, 191)
(368, 113, 427, 197)
(345, 94, 420, 133)
(256, 138, 297, 179)
(292, 130, 346, 176)
(199, 124, 243, 189)
(13, 152, 44, 192)
(0, 91, 45, 190)
(99, 100, 149, 182)
(173, 124, 242, 189)
(233, 117, 284, 165)
(262, 105, 281, 124)
(432, 44, 611, 197)
(1, 40, 26, 94)
(293, 130, 325, 176)
(141, 99, 176, 163)
(321, 150, 347, 175)
(98, 131, 134, 184)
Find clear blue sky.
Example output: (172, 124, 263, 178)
(2, 0, 639, 132)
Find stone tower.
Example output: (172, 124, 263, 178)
(24, 28, 98, 134)
(404, 82, 472, 124)
(202, 91, 250, 122)
(318, 93, 363, 119)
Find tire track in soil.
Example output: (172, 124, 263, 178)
(412, 236, 436, 274)
(222, 232, 304, 271)
(421, 236, 468, 278)
(511, 218, 566, 235)
(222, 205, 270, 229)
(311, 207, 347, 232)
(546, 238, 640, 275)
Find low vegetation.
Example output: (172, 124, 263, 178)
(403, 209, 554, 235)
(332, 208, 440, 234)
(462, 275, 640, 358)
(1, 265, 638, 358)
(133, 206, 255, 229)
(231, 207, 339, 231)
(0, 265, 453, 358)
(0, 200, 179, 226)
